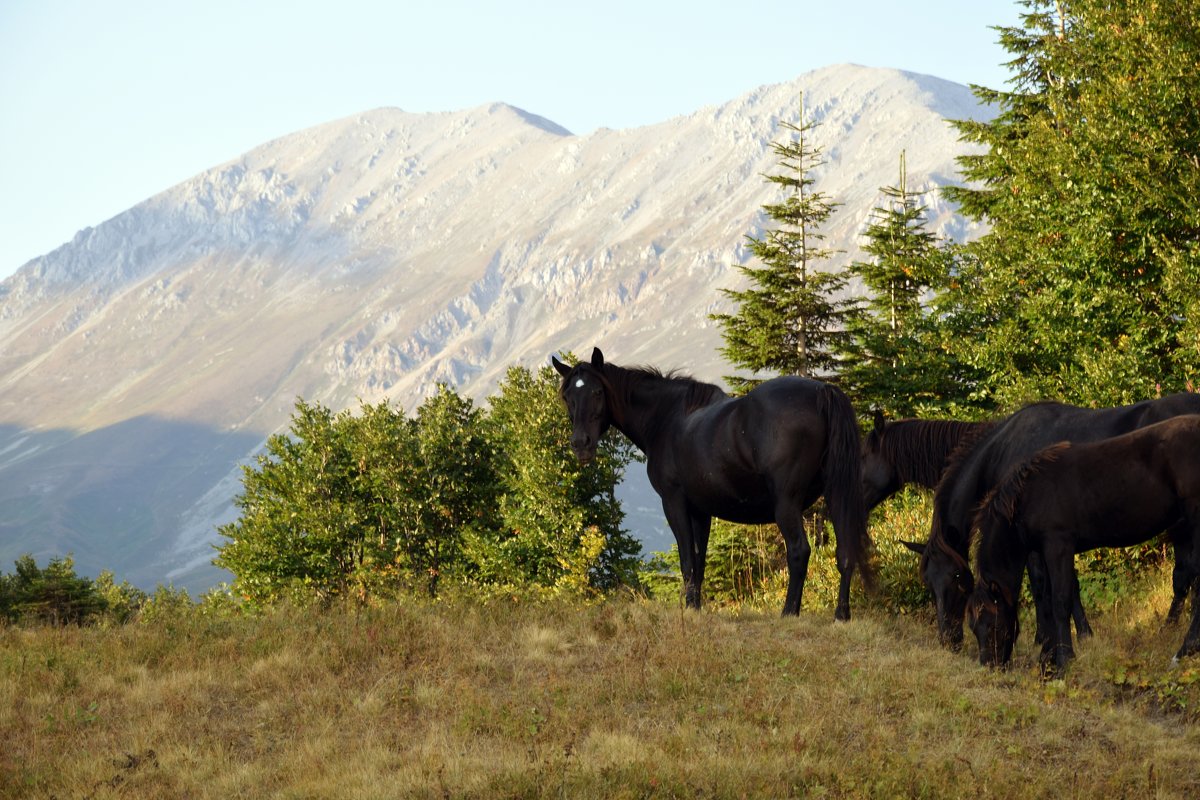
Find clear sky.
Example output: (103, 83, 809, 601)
(0, 1, 1023, 280)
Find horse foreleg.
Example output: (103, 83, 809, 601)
(662, 496, 707, 610)
(1025, 552, 1054, 651)
(676, 539, 700, 610)
(776, 507, 813, 618)
(690, 515, 712, 608)
(1043, 541, 1078, 673)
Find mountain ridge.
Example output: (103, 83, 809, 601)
(0, 64, 992, 589)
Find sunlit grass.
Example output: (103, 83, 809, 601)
(2, 578, 1199, 799)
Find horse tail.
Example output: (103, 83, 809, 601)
(819, 383, 875, 591)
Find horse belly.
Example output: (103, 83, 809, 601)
(1048, 472, 1178, 552)
(684, 472, 775, 524)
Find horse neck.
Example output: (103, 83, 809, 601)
(600, 364, 720, 452)
(972, 509, 1026, 594)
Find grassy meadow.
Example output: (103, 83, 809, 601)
(3, 569, 1200, 799)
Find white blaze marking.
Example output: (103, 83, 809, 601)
(575, 379, 585, 388)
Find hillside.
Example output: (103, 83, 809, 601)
(0, 64, 991, 591)
(4, 589, 1199, 798)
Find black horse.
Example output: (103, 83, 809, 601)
(924, 393, 1200, 651)
(553, 348, 873, 619)
(968, 416, 1200, 671)
(861, 412, 996, 511)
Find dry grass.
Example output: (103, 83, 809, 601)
(3, 581, 1200, 799)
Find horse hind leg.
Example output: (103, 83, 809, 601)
(1174, 510, 1200, 659)
(776, 504, 813, 618)
(1166, 520, 1194, 625)
(1176, 579, 1200, 661)
(1070, 570, 1093, 638)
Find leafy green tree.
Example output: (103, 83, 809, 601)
(711, 98, 853, 388)
(479, 362, 641, 593)
(216, 372, 642, 604)
(339, 400, 422, 593)
(93, 571, 149, 625)
(216, 399, 396, 604)
(944, 0, 1200, 407)
(840, 152, 972, 417)
(406, 386, 498, 596)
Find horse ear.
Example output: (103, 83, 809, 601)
(900, 540, 926, 556)
(873, 409, 886, 433)
(591, 347, 605, 368)
(551, 354, 571, 377)
(987, 580, 1004, 602)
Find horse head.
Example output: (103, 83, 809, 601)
(912, 533, 974, 651)
(967, 578, 1019, 667)
(551, 347, 612, 464)
(861, 410, 901, 511)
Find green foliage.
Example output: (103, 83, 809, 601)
(840, 153, 979, 417)
(711, 98, 854, 389)
(406, 386, 499, 595)
(136, 584, 196, 624)
(215, 399, 386, 605)
(216, 367, 641, 606)
(92, 571, 149, 625)
(477, 361, 642, 595)
(943, 0, 1200, 408)
(0, 555, 108, 626)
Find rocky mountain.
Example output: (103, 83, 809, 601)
(0, 64, 991, 591)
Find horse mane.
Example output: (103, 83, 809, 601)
(920, 420, 1014, 574)
(876, 419, 998, 488)
(602, 363, 727, 416)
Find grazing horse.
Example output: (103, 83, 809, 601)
(861, 412, 996, 511)
(968, 416, 1200, 671)
(921, 393, 1200, 651)
(552, 348, 873, 619)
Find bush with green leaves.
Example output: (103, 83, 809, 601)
(216, 363, 641, 606)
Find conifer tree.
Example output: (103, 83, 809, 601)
(0, 555, 107, 625)
(711, 98, 852, 389)
(841, 152, 965, 417)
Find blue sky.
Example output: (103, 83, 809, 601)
(0, 1, 1023, 280)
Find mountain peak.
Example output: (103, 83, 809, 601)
(0, 66, 991, 591)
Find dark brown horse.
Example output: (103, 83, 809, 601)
(968, 415, 1200, 672)
(553, 348, 873, 619)
(922, 393, 1200, 651)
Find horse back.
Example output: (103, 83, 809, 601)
(664, 377, 833, 520)
(1020, 416, 1200, 548)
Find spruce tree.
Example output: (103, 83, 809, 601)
(711, 97, 852, 389)
(841, 152, 966, 417)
